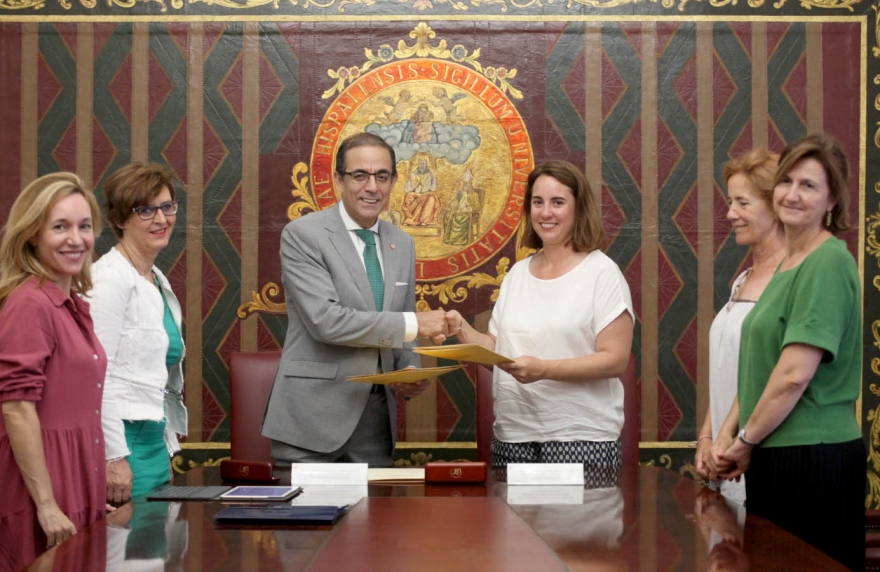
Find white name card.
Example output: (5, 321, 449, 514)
(506, 463, 585, 486)
(289, 463, 368, 485)
(289, 485, 368, 507)
(506, 485, 584, 505)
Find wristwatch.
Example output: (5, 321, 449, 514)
(737, 428, 760, 447)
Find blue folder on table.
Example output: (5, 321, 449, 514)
(213, 505, 348, 526)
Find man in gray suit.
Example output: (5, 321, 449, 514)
(261, 133, 447, 467)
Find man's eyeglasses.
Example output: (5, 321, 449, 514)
(340, 170, 394, 185)
(132, 200, 179, 220)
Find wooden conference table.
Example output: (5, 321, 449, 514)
(25, 465, 846, 571)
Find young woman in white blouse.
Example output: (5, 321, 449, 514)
(446, 160, 633, 470)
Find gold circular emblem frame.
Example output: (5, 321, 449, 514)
(310, 59, 533, 282)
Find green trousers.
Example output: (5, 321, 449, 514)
(123, 419, 170, 498)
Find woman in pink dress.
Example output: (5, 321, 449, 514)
(0, 172, 108, 571)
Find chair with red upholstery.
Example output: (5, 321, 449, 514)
(619, 353, 640, 467)
(866, 509, 880, 570)
(228, 351, 281, 465)
(474, 353, 640, 466)
(475, 363, 494, 465)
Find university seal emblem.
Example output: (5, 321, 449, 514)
(241, 23, 534, 317)
(310, 51, 532, 283)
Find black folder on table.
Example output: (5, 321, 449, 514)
(213, 505, 349, 526)
(147, 486, 233, 501)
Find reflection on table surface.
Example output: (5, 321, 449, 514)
(25, 465, 847, 572)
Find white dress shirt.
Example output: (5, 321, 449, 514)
(338, 205, 418, 341)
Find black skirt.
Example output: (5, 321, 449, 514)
(745, 438, 866, 571)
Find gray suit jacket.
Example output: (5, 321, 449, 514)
(260, 204, 421, 454)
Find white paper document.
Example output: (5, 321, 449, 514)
(367, 467, 425, 483)
(506, 463, 585, 486)
(288, 463, 369, 485)
(289, 485, 368, 507)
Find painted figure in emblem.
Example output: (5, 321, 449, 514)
(443, 168, 482, 245)
(378, 89, 413, 124)
(379, 199, 402, 228)
(402, 156, 440, 226)
(429, 87, 466, 123)
(402, 104, 437, 145)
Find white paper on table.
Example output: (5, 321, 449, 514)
(289, 485, 368, 507)
(506, 463, 585, 486)
(289, 463, 368, 485)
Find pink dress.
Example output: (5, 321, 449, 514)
(0, 279, 107, 572)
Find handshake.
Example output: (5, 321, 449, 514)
(415, 309, 468, 345)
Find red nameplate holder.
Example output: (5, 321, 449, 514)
(219, 459, 279, 483)
(424, 461, 487, 483)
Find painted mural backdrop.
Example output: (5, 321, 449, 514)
(2, 7, 880, 504)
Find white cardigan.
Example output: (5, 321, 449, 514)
(89, 247, 187, 459)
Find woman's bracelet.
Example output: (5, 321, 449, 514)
(696, 434, 713, 443)
(451, 320, 464, 335)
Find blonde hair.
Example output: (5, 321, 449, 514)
(0, 172, 101, 306)
(722, 148, 779, 209)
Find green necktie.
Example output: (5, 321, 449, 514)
(353, 229, 384, 311)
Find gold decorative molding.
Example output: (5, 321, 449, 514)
(237, 282, 286, 318)
(865, 212, 880, 281)
(674, 0, 863, 14)
(323, 22, 522, 100)
(0, 0, 46, 9)
(639, 441, 696, 448)
(568, 0, 674, 10)
(288, 162, 319, 221)
(641, 453, 674, 469)
(414, 258, 510, 310)
(106, 0, 171, 11)
(0, 0, 865, 11)
(180, 442, 230, 449)
(678, 461, 702, 481)
(874, 4, 880, 57)
(868, 382, 880, 505)
(867, 0, 880, 508)
(394, 451, 435, 466)
(171, 454, 226, 474)
(793, 0, 861, 10)
(190, 0, 291, 8)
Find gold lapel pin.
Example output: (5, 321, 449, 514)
(390, 243, 395, 249)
